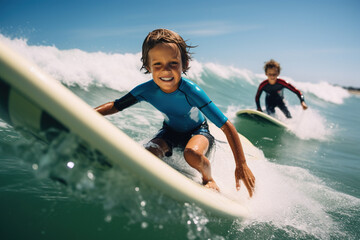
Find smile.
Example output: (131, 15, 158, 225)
(160, 77, 174, 81)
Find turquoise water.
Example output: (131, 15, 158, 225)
(0, 34, 359, 240)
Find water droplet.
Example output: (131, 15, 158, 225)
(87, 171, 95, 180)
(67, 161, 75, 169)
(141, 222, 148, 229)
(104, 215, 112, 222)
(141, 210, 147, 216)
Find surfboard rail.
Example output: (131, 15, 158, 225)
(236, 109, 289, 129)
(0, 40, 252, 219)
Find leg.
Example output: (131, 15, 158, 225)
(183, 135, 219, 191)
(266, 104, 276, 115)
(145, 138, 171, 159)
(265, 96, 276, 115)
(278, 100, 292, 118)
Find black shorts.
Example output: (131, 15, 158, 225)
(152, 121, 215, 157)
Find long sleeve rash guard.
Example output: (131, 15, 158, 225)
(255, 78, 305, 110)
(113, 78, 228, 132)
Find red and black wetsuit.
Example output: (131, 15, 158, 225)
(255, 78, 305, 118)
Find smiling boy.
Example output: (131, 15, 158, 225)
(95, 29, 255, 196)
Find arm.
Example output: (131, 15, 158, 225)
(255, 89, 262, 111)
(278, 79, 308, 110)
(95, 102, 119, 116)
(221, 120, 255, 197)
(94, 92, 138, 116)
(184, 80, 254, 196)
(255, 81, 266, 111)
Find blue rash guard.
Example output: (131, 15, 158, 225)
(114, 78, 228, 132)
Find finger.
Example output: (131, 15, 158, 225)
(236, 180, 240, 191)
(249, 174, 256, 188)
(245, 173, 256, 194)
(235, 170, 241, 190)
(244, 179, 253, 197)
(235, 178, 240, 191)
(247, 178, 254, 189)
(251, 178, 256, 188)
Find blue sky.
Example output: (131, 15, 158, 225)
(1, 0, 359, 87)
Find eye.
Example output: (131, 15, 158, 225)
(153, 62, 162, 68)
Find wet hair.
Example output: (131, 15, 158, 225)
(141, 29, 195, 74)
(264, 59, 281, 74)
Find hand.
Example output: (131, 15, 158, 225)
(301, 101, 308, 110)
(235, 163, 255, 197)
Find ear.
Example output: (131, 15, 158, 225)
(146, 66, 151, 73)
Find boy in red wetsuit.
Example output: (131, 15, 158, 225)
(255, 59, 308, 118)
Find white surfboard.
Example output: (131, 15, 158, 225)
(236, 109, 289, 129)
(0, 41, 258, 219)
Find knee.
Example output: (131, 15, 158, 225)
(184, 147, 200, 159)
(184, 147, 208, 168)
(145, 141, 166, 158)
(145, 141, 158, 152)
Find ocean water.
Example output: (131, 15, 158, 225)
(0, 34, 359, 240)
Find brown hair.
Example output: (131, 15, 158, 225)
(264, 59, 281, 74)
(141, 29, 195, 74)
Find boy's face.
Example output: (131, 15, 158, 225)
(266, 68, 279, 85)
(146, 43, 185, 93)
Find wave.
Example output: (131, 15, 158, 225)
(0, 33, 351, 105)
(290, 80, 350, 105)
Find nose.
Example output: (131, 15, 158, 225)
(164, 64, 172, 72)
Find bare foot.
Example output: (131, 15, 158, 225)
(203, 180, 220, 192)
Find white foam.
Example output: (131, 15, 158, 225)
(283, 77, 351, 105)
(211, 141, 359, 239)
(241, 161, 356, 239)
(202, 62, 257, 84)
(276, 106, 332, 140)
(0, 34, 147, 91)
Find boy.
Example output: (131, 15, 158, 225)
(255, 59, 308, 118)
(95, 29, 255, 197)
